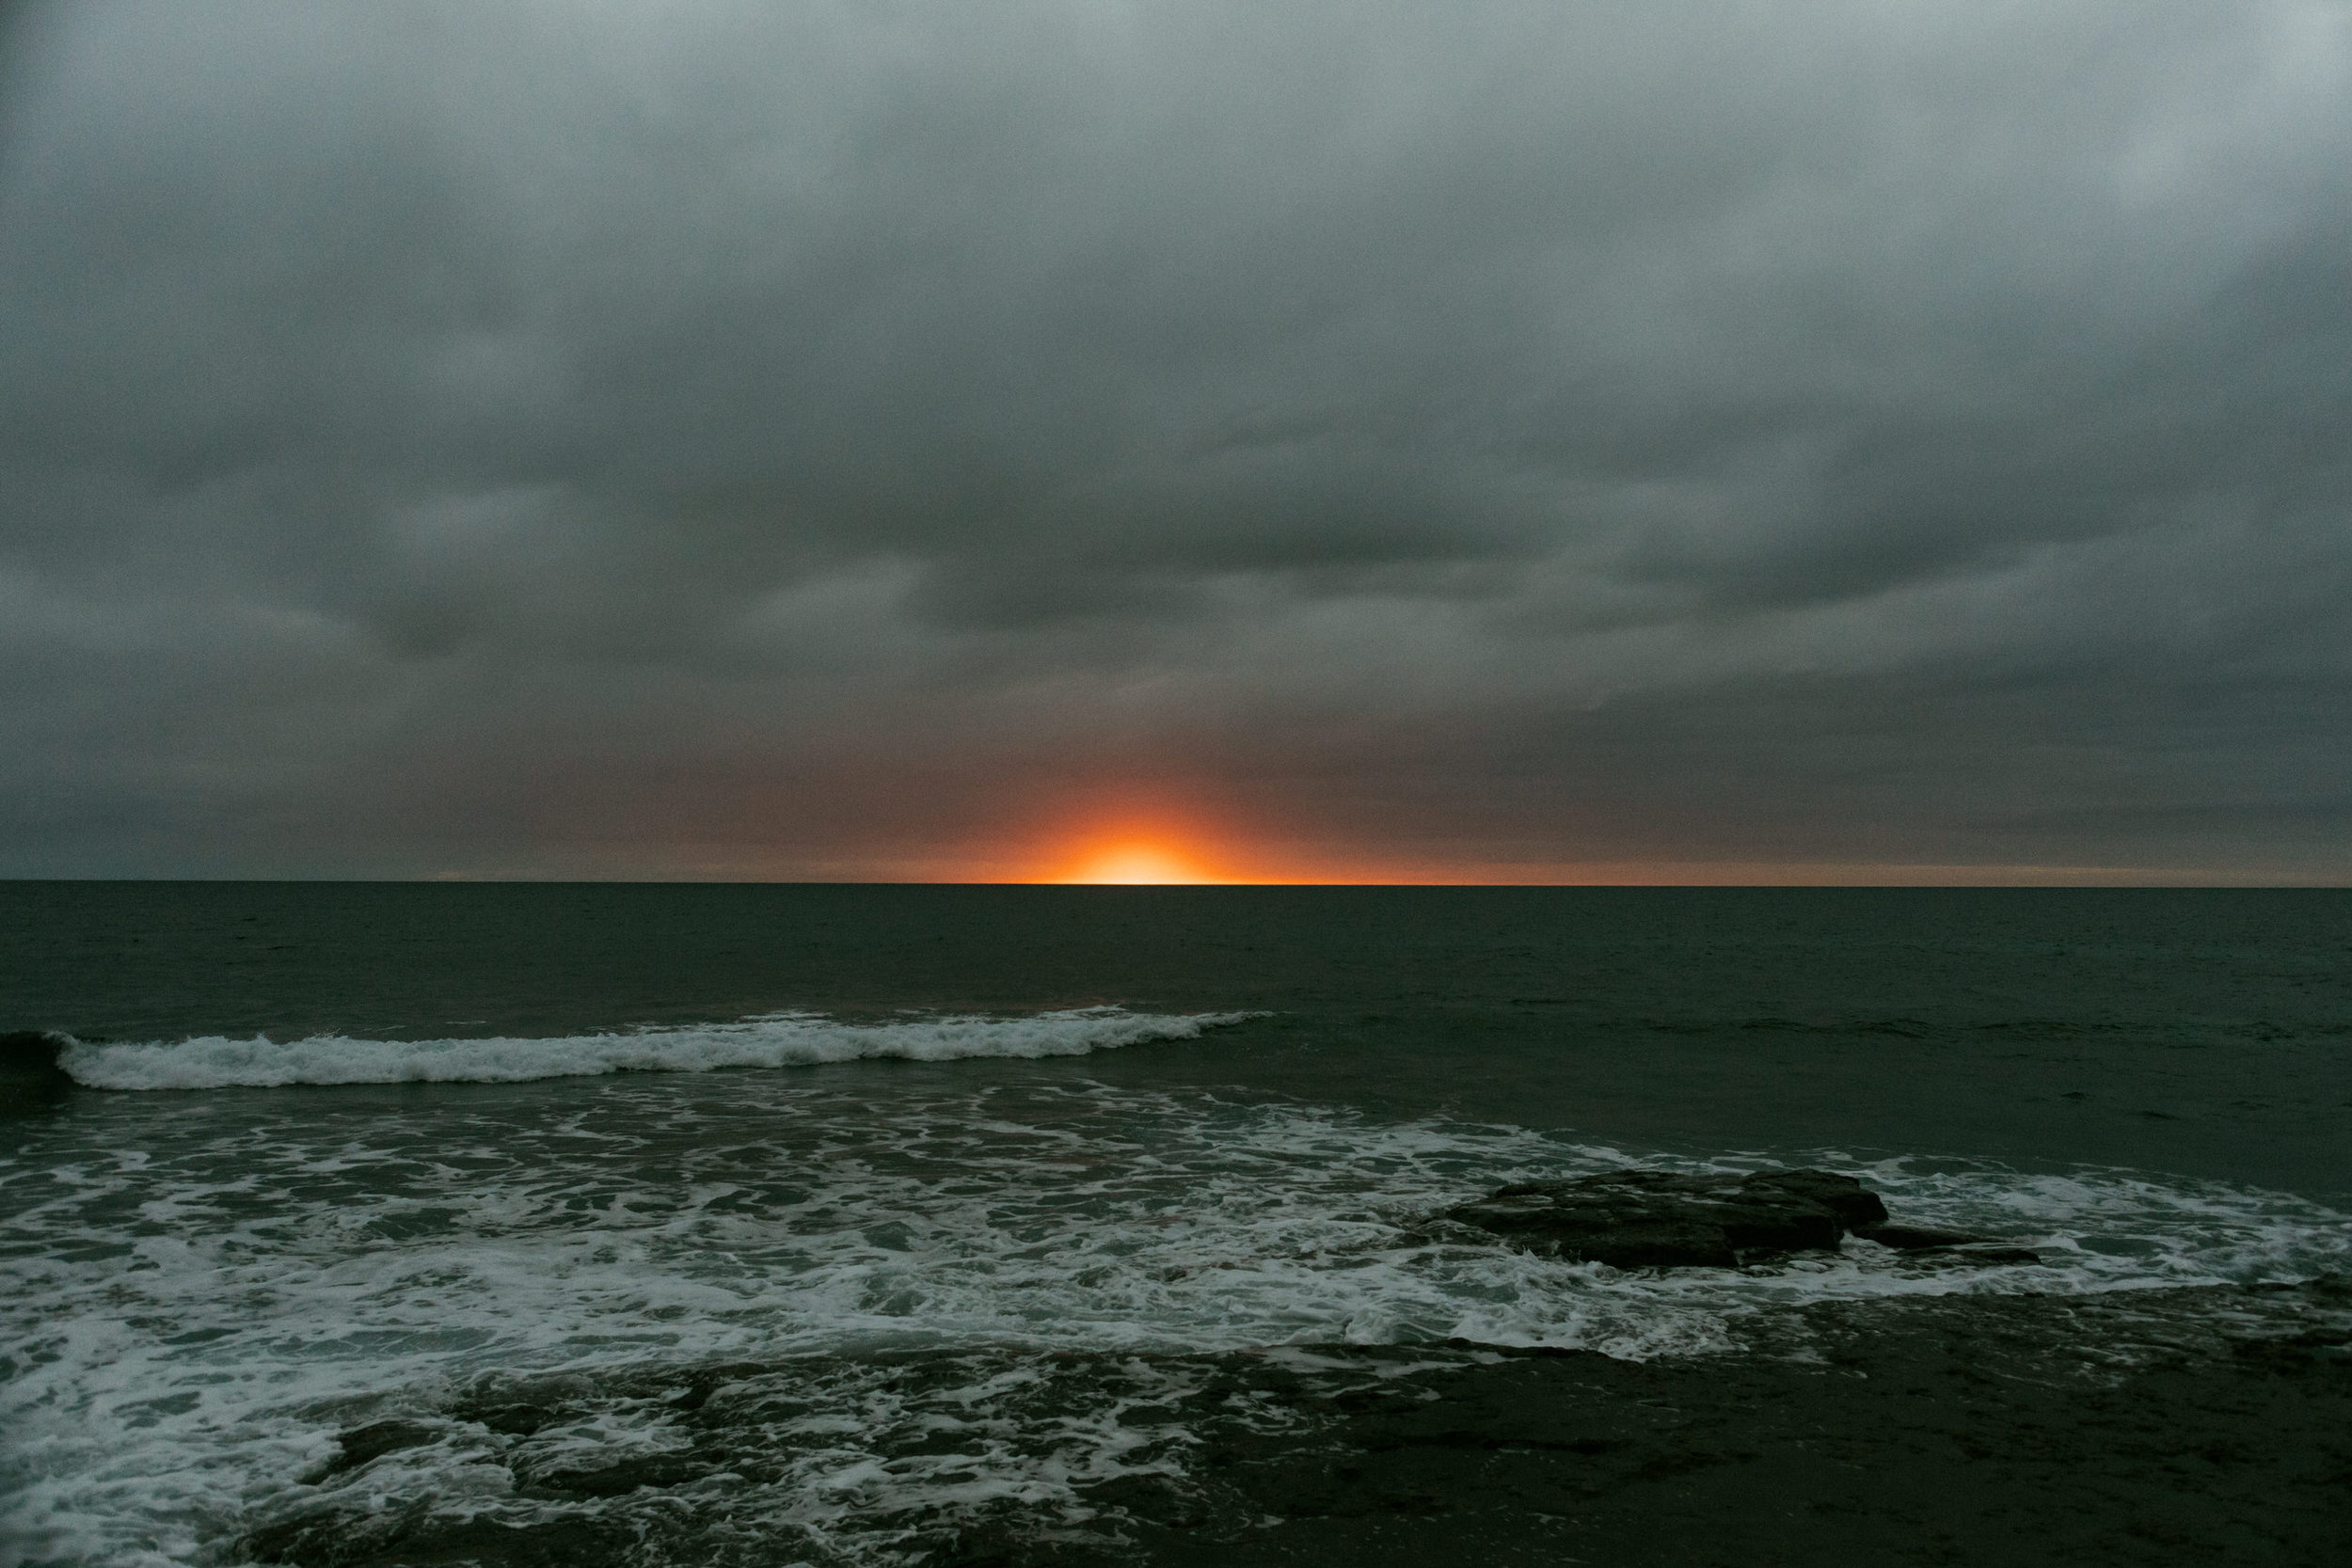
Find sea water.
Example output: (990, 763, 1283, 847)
(3, 885, 2348, 1565)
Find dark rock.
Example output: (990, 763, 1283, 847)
(1850, 1226, 2042, 1264)
(309, 1419, 439, 1480)
(1742, 1169, 1889, 1229)
(1117, 1281, 2352, 1566)
(921, 1522, 1120, 1567)
(1949, 1246, 2042, 1265)
(0, 1030, 74, 1111)
(242, 1511, 628, 1568)
(455, 1400, 564, 1436)
(1851, 1223, 1998, 1251)
(1081, 1473, 1208, 1528)
(520, 1453, 710, 1497)
(445, 1372, 599, 1436)
(1447, 1168, 1887, 1269)
(1448, 1168, 2042, 1271)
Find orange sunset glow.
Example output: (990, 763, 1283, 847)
(1054, 843, 1220, 884)
(1016, 804, 1418, 884)
(1026, 816, 1386, 884)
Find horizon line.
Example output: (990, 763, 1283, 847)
(6, 866, 2351, 889)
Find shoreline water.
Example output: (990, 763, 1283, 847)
(6, 885, 2349, 1564)
(220, 1279, 2352, 1568)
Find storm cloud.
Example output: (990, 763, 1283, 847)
(3, 0, 2348, 879)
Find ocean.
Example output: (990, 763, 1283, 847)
(4, 884, 2348, 1566)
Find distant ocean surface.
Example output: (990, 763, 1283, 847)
(5, 885, 2350, 1566)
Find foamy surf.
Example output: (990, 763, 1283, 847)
(5, 1076, 2346, 1567)
(55, 1006, 1257, 1090)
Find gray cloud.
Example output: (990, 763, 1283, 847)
(3, 0, 2349, 879)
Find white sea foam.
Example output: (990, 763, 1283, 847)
(3, 1073, 2346, 1566)
(56, 1006, 1252, 1090)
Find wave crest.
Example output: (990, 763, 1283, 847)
(57, 1006, 1254, 1090)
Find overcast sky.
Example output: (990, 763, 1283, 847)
(2, 0, 2348, 880)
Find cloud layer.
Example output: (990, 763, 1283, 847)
(4, 1, 2349, 879)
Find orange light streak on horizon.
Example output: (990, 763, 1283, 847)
(1031, 819, 1389, 884)
(1007, 800, 1561, 884)
(1053, 842, 1221, 884)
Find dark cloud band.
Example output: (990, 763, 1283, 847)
(2, 1, 2347, 879)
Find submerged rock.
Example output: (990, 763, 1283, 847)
(1446, 1168, 1899, 1268)
(242, 1511, 627, 1568)
(1851, 1222, 1999, 1251)
(518, 1452, 711, 1498)
(1848, 1221, 2043, 1265)
(303, 1419, 441, 1483)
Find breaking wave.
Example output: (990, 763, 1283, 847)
(55, 1006, 1255, 1090)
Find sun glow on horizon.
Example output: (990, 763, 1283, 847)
(1054, 842, 1219, 884)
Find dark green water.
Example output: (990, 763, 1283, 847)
(11, 883, 2352, 1195)
(4, 885, 2349, 1566)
